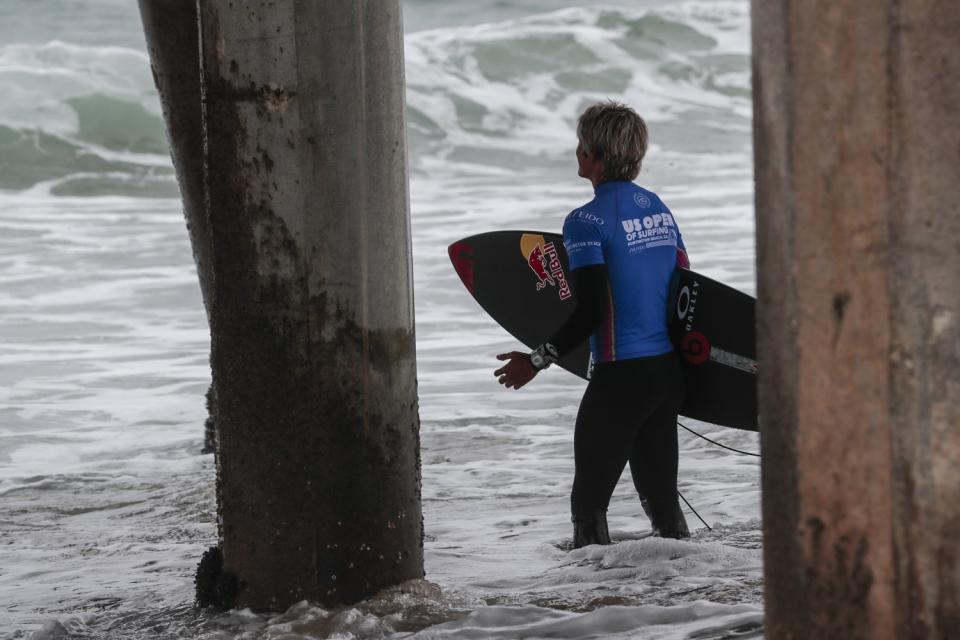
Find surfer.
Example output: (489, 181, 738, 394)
(494, 101, 690, 547)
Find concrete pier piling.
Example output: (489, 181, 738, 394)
(753, 1, 960, 638)
(198, 0, 422, 609)
(143, 0, 423, 609)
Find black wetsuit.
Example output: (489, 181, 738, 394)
(548, 181, 690, 545)
(548, 266, 688, 544)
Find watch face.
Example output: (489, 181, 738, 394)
(530, 353, 544, 369)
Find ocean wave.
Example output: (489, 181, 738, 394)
(0, 41, 170, 194)
(404, 3, 751, 167)
(0, 3, 750, 193)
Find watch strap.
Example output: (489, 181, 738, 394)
(530, 342, 560, 371)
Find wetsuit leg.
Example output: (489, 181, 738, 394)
(570, 357, 670, 546)
(570, 375, 634, 526)
(628, 355, 688, 538)
(570, 353, 687, 546)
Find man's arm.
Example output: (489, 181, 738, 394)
(544, 264, 607, 358)
(494, 264, 606, 389)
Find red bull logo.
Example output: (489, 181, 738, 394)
(527, 243, 555, 291)
(520, 234, 572, 301)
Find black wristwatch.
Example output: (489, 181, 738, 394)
(529, 342, 559, 371)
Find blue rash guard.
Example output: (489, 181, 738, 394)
(562, 180, 685, 364)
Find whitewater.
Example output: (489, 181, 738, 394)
(0, 1, 761, 638)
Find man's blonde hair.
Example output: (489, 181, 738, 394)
(577, 101, 648, 182)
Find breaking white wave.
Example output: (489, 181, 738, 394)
(406, 3, 751, 167)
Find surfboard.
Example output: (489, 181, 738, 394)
(449, 230, 758, 432)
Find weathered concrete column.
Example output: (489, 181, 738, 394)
(754, 2, 959, 638)
(198, 1, 423, 608)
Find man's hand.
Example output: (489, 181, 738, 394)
(494, 351, 539, 390)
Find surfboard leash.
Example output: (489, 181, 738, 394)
(677, 421, 761, 458)
(676, 422, 758, 534)
(677, 490, 712, 532)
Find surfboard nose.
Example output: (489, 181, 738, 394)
(448, 241, 476, 295)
